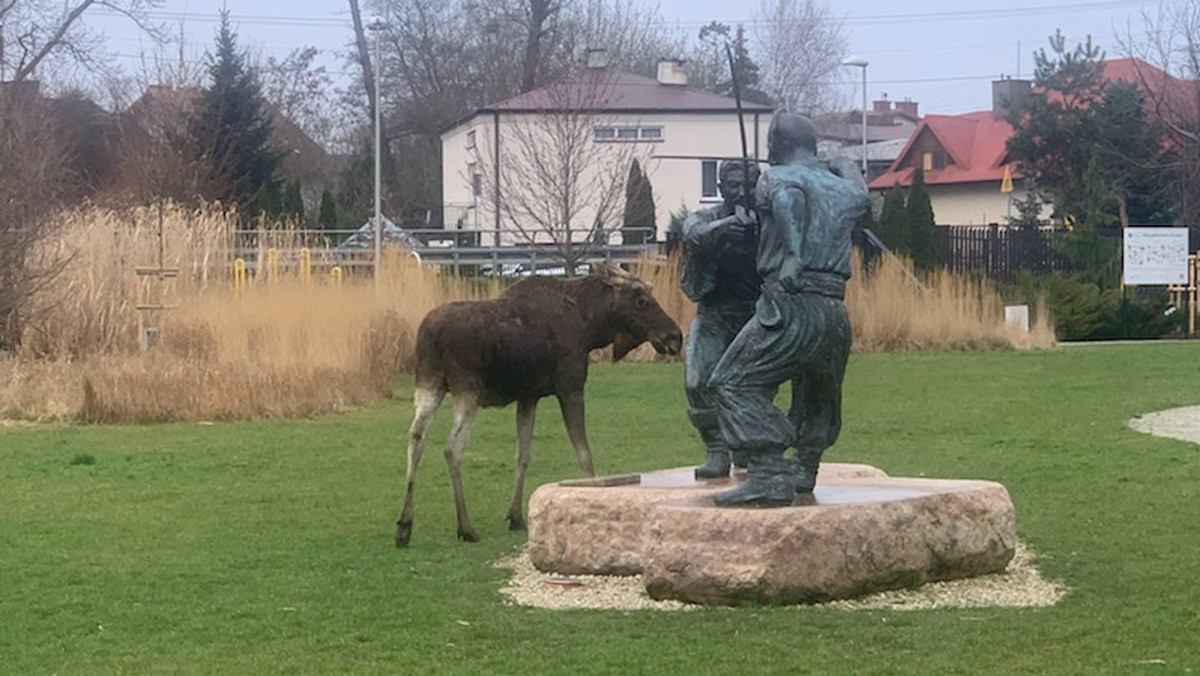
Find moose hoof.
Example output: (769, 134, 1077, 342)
(395, 520, 413, 548)
(507, 515, 527, 531)
(457, 527, 480, 543)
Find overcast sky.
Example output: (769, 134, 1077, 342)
(83, 0, 1163, 115)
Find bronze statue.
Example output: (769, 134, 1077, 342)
(681, 160, 762, 479)
(708, 113, 869, 507)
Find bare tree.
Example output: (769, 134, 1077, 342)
(472, 68, 652, 271)
(0, 0, 162, 94)
(343, 0, 683, 223)
(562, 0, 684, 81)
(1118, 1, 1200, 226)
(521, 0, 564, 92)
(752, 0, 848, 114)
(255, 46, 338, 151)
(0, 86, 70, 351)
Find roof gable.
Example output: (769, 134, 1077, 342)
(870, 111, 1016, 189)
(483, 69, 771, 114)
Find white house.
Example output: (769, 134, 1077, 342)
(440, 57, 772, 245)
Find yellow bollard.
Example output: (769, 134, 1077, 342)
(233, 258, 247, 294)
(265, 248, 279, 285)
(298, 248, 312, 285)
(330, 266, 343, 287)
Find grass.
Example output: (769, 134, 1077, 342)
(3, 343, 1200, 674)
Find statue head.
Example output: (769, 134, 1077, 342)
(717, 160, 760, 204)
(767, 113, 818, 165)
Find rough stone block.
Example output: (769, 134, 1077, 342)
(642, 477, 1016, 605)
(527, 463, 888, 575)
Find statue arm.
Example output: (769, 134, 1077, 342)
(829, 155, 867, 192)
(683, 209, 736, 255)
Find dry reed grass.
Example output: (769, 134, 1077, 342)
(0, 204, 1050, 423)
(845, 252, 1055, 352)
(634, 250, 1054, 355)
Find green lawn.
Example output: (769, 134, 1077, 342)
(3, 344, 1200, 675)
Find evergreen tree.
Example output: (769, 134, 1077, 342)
(318, 190, 338, 230)
(336, 139, 374, 227)
(905, 166, 938, 271)
(1007, 31, 1171, 286)
(282, 180, 305, 222)
(877, 184, 908, 254)
(697, 22, 772, 105)
(193, 10, 284, 221)
(622, 159, 656, 244)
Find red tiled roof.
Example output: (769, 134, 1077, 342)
(870, 58, 1200, 190)
(484, 69, 772, 114)
(1099, 57, 1198, 123)
(868, 111, 1017, 189)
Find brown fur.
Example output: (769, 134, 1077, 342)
(395, 266, 682, 546)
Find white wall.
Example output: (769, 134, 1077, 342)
(897, 183, 1047, 226)
(441, 109, 772, 243)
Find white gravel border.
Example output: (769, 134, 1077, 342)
(495, 540, 1066, 611)
(1128, 405, 1200, 445)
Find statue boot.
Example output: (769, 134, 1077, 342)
(690, 407, 732, 479)
(694, 449, 732, 479)
(792, 448, 823, 494)
(712, 452, 795, 507)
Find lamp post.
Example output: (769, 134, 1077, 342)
(842, 56, 869, 177)
(368, 16, 387, 283)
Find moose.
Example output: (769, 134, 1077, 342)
(395, 264, 683, 546)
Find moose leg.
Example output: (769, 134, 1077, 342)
(506, 398, 538, 530)
(444, 395, 481, 542)
(396, 385, 445, 548)
(557, 390, 595, 477)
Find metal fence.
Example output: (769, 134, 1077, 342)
(936, 225, 1076, 281)
(227, 226, 660, 277)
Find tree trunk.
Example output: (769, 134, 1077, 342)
(521, 0, 556, 93)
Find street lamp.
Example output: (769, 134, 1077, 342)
(842, 56, 869, 177)
(368, 16, 387, 283)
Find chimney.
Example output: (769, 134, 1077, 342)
(894, 99, 919, 119)
(992, 78, 1032, 118)
(872, 97, 891, 114)
(585, 48, 610, 69)
(656, 58, 688, 86)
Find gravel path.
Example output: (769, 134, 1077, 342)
(1128, 405, 1200, 444)
(495, 541, 1065, 612)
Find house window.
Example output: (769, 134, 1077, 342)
(466, 130, 476, 149)
(468, 161, 481, 197)
(593, 125, 665, 143)
(701, 160, 719, 200)
(922, 152, 933, 172)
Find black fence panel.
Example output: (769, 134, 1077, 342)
(937, 225, 1076, 282)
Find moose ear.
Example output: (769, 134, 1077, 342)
(590, 262, 617, 278)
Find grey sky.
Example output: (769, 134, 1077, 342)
(82, 0, 1162, 115)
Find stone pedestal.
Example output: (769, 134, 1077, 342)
(643, 478, 1016, 605)
(527, 466, 1017, 605)
(527, 463, 886, 575)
